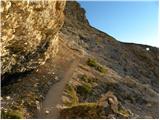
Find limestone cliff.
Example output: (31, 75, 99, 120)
(1, 0, 66, 79)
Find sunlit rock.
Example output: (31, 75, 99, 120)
(1, 0, 66, 78)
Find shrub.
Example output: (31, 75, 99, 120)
(64, 84, 79, 106)
(87, 58, 97, 67)
(80, 75, 98, 84)
(80, 75, 88, 82)
(76, 83, 92, 96)
(87, 58, 106, 73)
(96, 65, 106, 73)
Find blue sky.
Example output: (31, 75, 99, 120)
(78, 1, 159, 47)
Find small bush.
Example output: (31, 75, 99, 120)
(87, 58, 97, 67)
(96, 66, 106, 73)
(80, 75, 98, 84)
(64, 84, 79, 106)
(87, 58, 106, 73)
(80, 75, 88, 82)
(77, 83, 92, 96)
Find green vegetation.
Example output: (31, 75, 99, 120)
(1, 109, 24, 119)
(63, 75, 99, 107)
(116, 107, 131, 118)
(60, 102, 104, 119)
(76, 75, 98, 96)
(77, 82, 92, 96)
(62, 81, 132, 119)
(87, 58, 106, 73)
(87, 58, 97, 67)
(80, 74, 98, 83)
(96, 65, 106, 73)
(64, 83, 79, 106)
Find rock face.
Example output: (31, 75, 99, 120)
(1, 0, 66, 78)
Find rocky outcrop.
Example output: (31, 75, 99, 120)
(1, 0, 66, 78)
(64, 1, 89, 25)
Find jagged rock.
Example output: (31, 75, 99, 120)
(1, 0, 66, 78)
(64, 1, 89, 25)
(98, 91, 118, 113)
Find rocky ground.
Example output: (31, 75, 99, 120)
(1, 1, 159, 119)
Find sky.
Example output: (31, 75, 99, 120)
(78, 0, 159, 47)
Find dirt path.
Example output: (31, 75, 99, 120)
(37, 38, 82, 119)
(38, 60, 78, 118)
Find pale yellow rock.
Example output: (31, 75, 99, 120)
(1, 0, 66, 78)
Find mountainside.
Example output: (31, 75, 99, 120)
(1, 1, 159, 119)
(59, 1, 159, 118)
